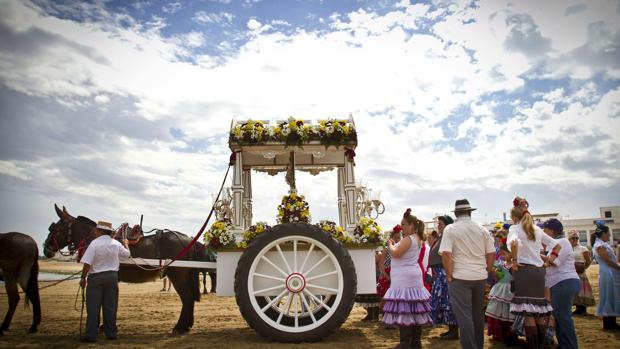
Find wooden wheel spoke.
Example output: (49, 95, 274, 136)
(261, 289, 288, 312)
(299, 243, 314, 274)
(260, 255, 289, 278)
(254, 284, 285, 296)
(306, 270, 338, 282)
(302, 254, 330, 277)
(304, 289, 331, 311)
(306, 283, 339, 294)
(275, 244, 292, 274)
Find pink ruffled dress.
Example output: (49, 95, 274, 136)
(382, 235, 433, 327)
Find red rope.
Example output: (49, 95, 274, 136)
(166, 164, 232, 266)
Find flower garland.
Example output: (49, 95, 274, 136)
(203, 219, 236, 249)
(231, 119, 268, 144)
(230, 117, 357, 147)
(352, 217, 382, 244)
(237, 222, 271, 248)
(316, 220, 352, 244)
(277, 191, 311, 224)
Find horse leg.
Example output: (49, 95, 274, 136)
(1, 277, 20, 335)
(167, 269, 194, 334)
(201, 271, 208, 295)
(209, 270, 216, 293)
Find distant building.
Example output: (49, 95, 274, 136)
(563, 206, 619, 247)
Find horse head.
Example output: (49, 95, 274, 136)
(43, 204, 96, 258)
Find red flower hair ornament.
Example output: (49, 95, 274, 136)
(513, 196, 530, 215)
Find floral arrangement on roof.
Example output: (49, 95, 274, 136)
(230, 119, 268, 143)
(203, 219, 236, 250)
(229, 117, 357, 147)
(316, 220, 352, 244)
(237, 221, 272, 249)
(277, 191, 311, 224)
(352, 217, 382, 244)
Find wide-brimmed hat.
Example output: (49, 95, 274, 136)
(452, 199, 476, 212)
(96, 221, 114, 231)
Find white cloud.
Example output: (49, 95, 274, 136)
(0, 161, 32, 181)
(0, 0, 618, 243)
(246, 18, 262, 30)
(192, 11, 234, 26)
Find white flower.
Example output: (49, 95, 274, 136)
(282, 128, 290, 136)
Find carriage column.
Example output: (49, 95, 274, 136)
(343, 154, 357, 233)
(242, 169, 252, 228)
(231, 151, 245, 240)
(337, 167, 346, 229)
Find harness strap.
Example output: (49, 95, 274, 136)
(165, 164, 232, 268)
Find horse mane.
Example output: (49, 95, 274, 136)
(76, 216, 96, 227)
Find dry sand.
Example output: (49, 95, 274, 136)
(0, 261, 618, 348)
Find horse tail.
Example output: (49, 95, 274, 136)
(24, 259, 39, 305)
(25, 259, 42, 329)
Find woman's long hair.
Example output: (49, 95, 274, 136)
(511, 197, 535, 241)
(403, 208, 425, 242)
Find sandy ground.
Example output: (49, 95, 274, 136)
(0, 261, 618, 349)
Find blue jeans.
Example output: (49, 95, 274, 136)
(550, 278, 580, 349)
(85, 271, 119, 340)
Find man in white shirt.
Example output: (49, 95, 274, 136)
(439, 199, 496, 349)
(79, 221, 130, 342)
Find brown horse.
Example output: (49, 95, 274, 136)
(43, 204, 214, 334)
(0, 232, 41, 335)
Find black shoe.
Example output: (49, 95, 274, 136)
(392, 327, 413, 349)
(106, 336, 118, 340)
(603, 317, 620, 330)
(80, 337, 97, 343)
(440, 325, 459, 340)
(573, 305, 586, 315)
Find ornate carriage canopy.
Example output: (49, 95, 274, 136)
(228, 117, 357, 175)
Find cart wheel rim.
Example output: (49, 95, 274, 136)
(248, 235, 344, 333)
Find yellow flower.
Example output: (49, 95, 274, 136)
(290, 192, 297, 199)
(336, 226, 344, 233)
(342, 125, 350, 135)
(296, 201, 303, 208)
(255, 225, 265, 233)
(286, 203, 292, 210)
(274, 126, 281, 134)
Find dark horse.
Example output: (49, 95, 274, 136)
(0, 232, 41, 335)
(43, 204, 215, 334)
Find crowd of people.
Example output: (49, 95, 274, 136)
(364, 197, 620, 349)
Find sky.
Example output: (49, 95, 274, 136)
(0, 0, 619, 249)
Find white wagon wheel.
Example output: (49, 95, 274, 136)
(235, 223, 357, 342)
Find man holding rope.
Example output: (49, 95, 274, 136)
(79, 221, 130, 342)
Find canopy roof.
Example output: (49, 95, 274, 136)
(229, 117, 357, 173)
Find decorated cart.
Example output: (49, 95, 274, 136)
(125, 117, 385, 342)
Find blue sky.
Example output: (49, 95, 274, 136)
(0, 0, 619, 248)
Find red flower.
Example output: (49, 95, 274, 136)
(210, 236, 221, 249)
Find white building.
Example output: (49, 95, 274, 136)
(562, 206, 620, 247)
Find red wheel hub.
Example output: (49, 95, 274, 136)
(285, 272, 306, 293)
